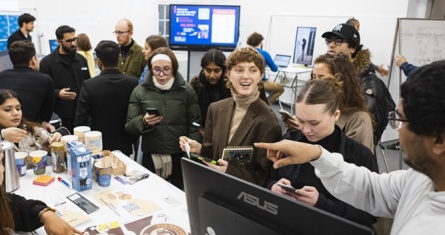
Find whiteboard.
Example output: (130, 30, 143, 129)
(386, 18, 445, 141)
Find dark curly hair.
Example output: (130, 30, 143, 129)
(401, 60, 445, 139)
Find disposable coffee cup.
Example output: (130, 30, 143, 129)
(29, 150, 48, 175)
(95, 160, 112, 187)
(15, 152, 28, 177)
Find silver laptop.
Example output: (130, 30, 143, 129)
(274, 54, 291, 67)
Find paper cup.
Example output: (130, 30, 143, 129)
(85, 131, 102, 154)
(74, 126, 91, 143)
(15, 152, 28, 177)
(95, 160, 112, 187)
(29, 150, 47, 175)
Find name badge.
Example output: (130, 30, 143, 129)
(81, 67, 88, 71)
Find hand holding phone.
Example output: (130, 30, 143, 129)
(278, 109, 292, 119)
(277, 182, 300, 196)
(146, 108, 161, 117)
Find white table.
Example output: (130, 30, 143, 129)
(273, 66, 312, 114)
(13, 151, 190, 235)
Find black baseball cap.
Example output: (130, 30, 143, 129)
(322, 23, 360, 44)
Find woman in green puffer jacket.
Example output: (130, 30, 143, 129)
(125, 47, 202, 189)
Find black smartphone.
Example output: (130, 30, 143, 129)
(190, 153, 218, 165)
(277, 182, 300, 195)
(146, 108, 161, 117)
(278, 109, 292, 119)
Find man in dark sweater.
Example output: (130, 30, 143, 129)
(7, 13, 35, 49)
(0, 41, 55, 131)
(74, 40, 138, 155)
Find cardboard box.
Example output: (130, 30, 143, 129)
(67, 142, 93, 192)
(91, 150, 127, 182)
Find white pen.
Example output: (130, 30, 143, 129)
(184, 142, 191, 158)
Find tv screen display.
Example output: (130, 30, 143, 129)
(169, 4, 241, 51)
(293, 26, 317, 66)
(181, 158, 374, 235)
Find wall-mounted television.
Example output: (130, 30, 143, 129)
(181, 158, 374, 235)
(169, 4, 241, 51)
(293, 26, 317, 66)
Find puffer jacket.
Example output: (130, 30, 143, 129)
(352, 49, 396, 143)
(125, 72, 202, 154)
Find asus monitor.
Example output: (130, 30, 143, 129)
(181, 157, 374, 235)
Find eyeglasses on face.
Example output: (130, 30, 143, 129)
(61, 37, 78, 44)
(325, 38, 346, 46)
(152, 67, 172, 76)
(113, 31, 130, 36)
(388, 111, 409, 130)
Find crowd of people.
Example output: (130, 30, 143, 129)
(0, 12, 442, 235)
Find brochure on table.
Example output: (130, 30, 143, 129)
(13, 150, 190, 234)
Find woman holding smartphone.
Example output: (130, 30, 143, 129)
(267, 77, 378, 227)
(126, 47, 201, 189)
(179, 47, 282, 186)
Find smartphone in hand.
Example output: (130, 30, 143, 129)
(278, 109, 292, 119)
(146, 108, 161, 117)
(277, 182, 300, 196)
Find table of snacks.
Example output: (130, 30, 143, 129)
(13, 150, 190, 235)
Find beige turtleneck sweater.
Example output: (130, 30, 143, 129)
(228, 88, 260, 143)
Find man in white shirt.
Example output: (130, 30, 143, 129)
(255, 60, 445, 234)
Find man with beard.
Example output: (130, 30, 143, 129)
(114, 19, 145, 78)
(40, 25, 91, 132)
(7, 13, 35, 49)
(255, 60, 445, 234)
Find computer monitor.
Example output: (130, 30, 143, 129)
(293, 26, 317, 66)
(181, 158, 374, 235)
(274, 54, 291, 68)
(49, 39, 58, 53)
(0, 51, 13, 72)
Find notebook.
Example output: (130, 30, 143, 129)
(221, 146, 254, 170)
(274, 54, 292, 68)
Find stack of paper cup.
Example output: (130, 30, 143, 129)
(61, 135, 79, 152)
(84, 131, 102, 154)
(73, 126, 91, 143)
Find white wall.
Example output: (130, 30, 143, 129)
(8, 0, 432, 142)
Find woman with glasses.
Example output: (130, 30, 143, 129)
(189, 49, 231, 128)
(126, 47, 202, 189)
(179, 47, 282, 186)
(267, 77, 378, 227)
